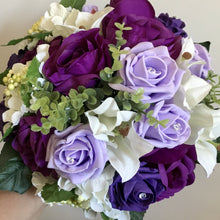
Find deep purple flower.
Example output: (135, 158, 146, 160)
(46, 124, 108, 184)
(189, 44, 212, 79)
(109, 161, 165, 212)
(102, 10, 182, 59)
(157, 13, 188, 38)
(142, 144, 197, 200)
(43, 29, 112, 95)
(7, 40, 45, 69)
(134, 101, 191, 148)
(110, 0, 155, 18)
(11, 112, 55, 177)
(110, 42, 185, 103)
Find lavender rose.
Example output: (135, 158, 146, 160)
(157, 13, 187, 38)
(189, 44, 212, 79)
(134, 101, 191, 148)
(11, 112, 55, 177)
(109, 161, 165, 212)
(102, 2, 182, 59)
(142, 144, 197, 200)
(43, 29, 112, 95)
(46, 124, 108, 184)
(110, 42, 185, 103)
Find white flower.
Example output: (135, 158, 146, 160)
(186, 104, 220, 177)
(40, 3, 113, 38)
(32, 172, 56, 197)
(3, 91, 28, 126)
(85, 98, 153, 182)
(57, 177, 75, 191)
(76, 165, 130, 220)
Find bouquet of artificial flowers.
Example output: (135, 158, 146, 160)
(0, 0, 220, 219)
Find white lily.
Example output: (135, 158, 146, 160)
(40, 3, 113, 38)
(186, 104, 220, 177)
(76, 165, 130, 220)
(85, 98, 154, 182)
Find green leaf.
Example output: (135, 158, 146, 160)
(59, 0, 86, 10)
(0, 124, 13, 142)
(100, 213, 115, 220)
(0, 158, 32, 194)
(0, 69, 9, 85)
(26, 57, 41, 85)
(109, 76, 124, 84)
(198, 41, 211, 52)
(130, 211, 146, 220)
(41, 183, 78, 203)
(217, 150, 220, 163)
(0, 140, 32, 194)
(3, 32, 51, 46)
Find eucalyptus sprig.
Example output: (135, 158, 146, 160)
(203, 70, 220, 108)
(100, 22, 132, 84)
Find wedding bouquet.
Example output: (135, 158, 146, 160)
(0, 0, 220, 219)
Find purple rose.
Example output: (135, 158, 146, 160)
(142, 144, 197, 200)
(7, 40, 45, 69)
(134, 101, 191, 148)
(189, 44, 212, 79)
(43, 29, 112, 95)
(109, 161, 165, 212)
(157, 13, 187, 38)
(102, 8, 182, 59)
(46, 124, 108, 184)
(110, 0, 155, 18)
(11, 112, 55, 177)
(110, 42, 185, 103)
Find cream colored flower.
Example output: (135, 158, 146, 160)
(40, 3, 113, 38)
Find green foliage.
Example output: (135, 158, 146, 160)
(116, 88, 150, 118)
(203, 70, 220, 108)
(31, 84, 102, 134)
(100, 22, 132, 83)
(26, 57, 41, 85)
(59, 0, 86, 10)
(0, 124, 13, 142)
(0, 69, 9, 85)
(100, 213, 116, 220)
(3, 32, 51, 46)
(0, 140, 32, 194)
(130, 211, 146, 220)
(198, 41, 211, 52)
(41, 183, 78, 203)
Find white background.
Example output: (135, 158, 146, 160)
(0, 0, 220, 219)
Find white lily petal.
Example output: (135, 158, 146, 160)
(183, 74, 212, 109)
(186, 103, 213, 145)
(107, 128, 153, 182)
(196, 139, 217, 177)
(7, 96, 23, 109)
(11, 111, 23, 126)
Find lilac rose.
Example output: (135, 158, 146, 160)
(134, 101, 191, 148)
(11, 112, 55, 177)
(189, 44, 212, 79)
(43, 29, 112, 95)
(110, 42, 185, 103)
(142, 144, 197, 200)
(46, 124, 108, 184)
(102, 2, 182, 59)
(109, 161, 165, 212)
